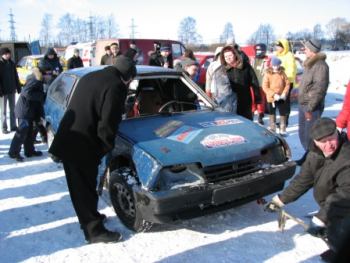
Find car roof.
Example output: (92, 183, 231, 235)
(22, 54, 44, 59)
(64, 65, 183, 78)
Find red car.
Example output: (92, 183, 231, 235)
(194, 52, 214, 88)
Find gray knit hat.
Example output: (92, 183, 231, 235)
(304, 39, 321, 53)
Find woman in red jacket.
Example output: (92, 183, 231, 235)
(336, 81, 350, 140)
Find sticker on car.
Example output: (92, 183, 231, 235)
(200, 134, 246, 148)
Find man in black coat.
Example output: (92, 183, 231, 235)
(8, 68, 45, 161)
(265, 117, 350, 262)
(38, 48, 63, 88)
(67, 48, 84, 69)
(0, 47, 21, 134)
(49, 55, 136, 243)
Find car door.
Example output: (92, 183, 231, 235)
(44, 73, 78, 133)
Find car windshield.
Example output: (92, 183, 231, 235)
(125, 76, 213, 118)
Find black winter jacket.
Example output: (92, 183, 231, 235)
(0, 57, 21, 96)
(279, 133, 350, 224)
(15, 74, 45, 120)
(67, 56, 83, 69)
(49, 66, 128, 164)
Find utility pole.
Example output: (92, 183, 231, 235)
(130, 18, 137, 39)
(88, 15, 94, 41)
(9, 9, 16, 41)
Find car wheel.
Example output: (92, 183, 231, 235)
(109, 167, 153, 232)
(46, 125, 60, 163)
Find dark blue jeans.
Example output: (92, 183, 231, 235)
(8, 119, 35, 156)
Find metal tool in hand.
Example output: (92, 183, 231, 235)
(278, 209, 309, 231)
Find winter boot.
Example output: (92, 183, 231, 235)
(82, 220, 122, 244)
(258, 113, 264, 125)
(268, 115, 276, 132)
(279, 116, 287, 136)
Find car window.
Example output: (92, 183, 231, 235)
(171, 44, 184, 58)
(48, 74, 76, 106)
(203, 57, 213, 69)
(17, 57, 27, 67)
(125, 76, 208, 118)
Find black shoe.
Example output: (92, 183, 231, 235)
(258, 113, 264, 125)
(320, 249, 336, 262)
(296, 151, 308, 166)
(25, 151, 43, 157)
(33, 139, 42, 144)
(2, 130, 9, 134)
(86, 229, 122, 244)
(8, 153, 24, 162)
(10, 127, 17, 132)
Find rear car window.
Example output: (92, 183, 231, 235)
(48, 74, 76, 105)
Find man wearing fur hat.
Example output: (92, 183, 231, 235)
(0, 47, 21, 134)
(49, 55, 136, 244)
(297, 39, 329, 165)
(265, 117, 350, 262)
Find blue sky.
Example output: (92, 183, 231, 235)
(1, 0, 350, 44)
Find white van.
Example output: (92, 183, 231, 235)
(64, 42, 96, 67)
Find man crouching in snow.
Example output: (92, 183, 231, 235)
(265, 117, 350, 262)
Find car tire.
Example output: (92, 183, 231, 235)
(109, 167, 153, 232)
(46, 125, 60, 163)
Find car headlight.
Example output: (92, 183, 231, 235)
(132, 145, 161, 190)
(155, 163, 205, 191)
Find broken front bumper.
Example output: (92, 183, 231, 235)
(134, 161, 296, 223)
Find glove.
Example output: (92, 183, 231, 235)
(280, 94, 286, 101)
(304, 111, 312, 121)
(306, 216, 327, 238)
(273, 94, 281, 101)
(264, 195, 284, 212)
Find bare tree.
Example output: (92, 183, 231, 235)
(248, 24, 275, 46)
(219, 22, 235, 44)
(39, 13, 53, 47)
(326, 17, 348, 48)
(106, 14, 119, 38)
(177, 17, 202, 45)
(57, 13, 75, 45)
(313, 24, 324, 40)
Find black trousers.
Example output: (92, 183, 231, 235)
(62, 160, 102, 227)
(9, 118, 35, 156)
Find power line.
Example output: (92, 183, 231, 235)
(8, 8, 16, 41)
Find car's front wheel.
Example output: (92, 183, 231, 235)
(109, 167, 153, 232)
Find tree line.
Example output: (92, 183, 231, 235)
(3, 12, 349, 50)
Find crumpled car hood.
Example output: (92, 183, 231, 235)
(118, 111, 279, 166)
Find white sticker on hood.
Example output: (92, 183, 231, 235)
(200, 134, 246, 148)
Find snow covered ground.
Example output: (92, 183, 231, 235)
(0, 51, 349, 263)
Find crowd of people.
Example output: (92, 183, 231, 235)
(0, 39, 349, 262)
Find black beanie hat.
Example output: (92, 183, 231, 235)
(113, 55, 137, 80)
(310, 117, 336, 141)
(0, 47, 11, 56)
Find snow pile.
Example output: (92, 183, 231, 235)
(0, 51, 349, 262)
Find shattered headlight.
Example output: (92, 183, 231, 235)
(155, 163, 205, 191)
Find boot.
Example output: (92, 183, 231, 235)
(258, 113, 264, 125)
(268, 115, 276, 132)
(82, 220, 122, 244)
(279, 116, 287, 136)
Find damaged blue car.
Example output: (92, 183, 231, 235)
(44, 65, 296, 232)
